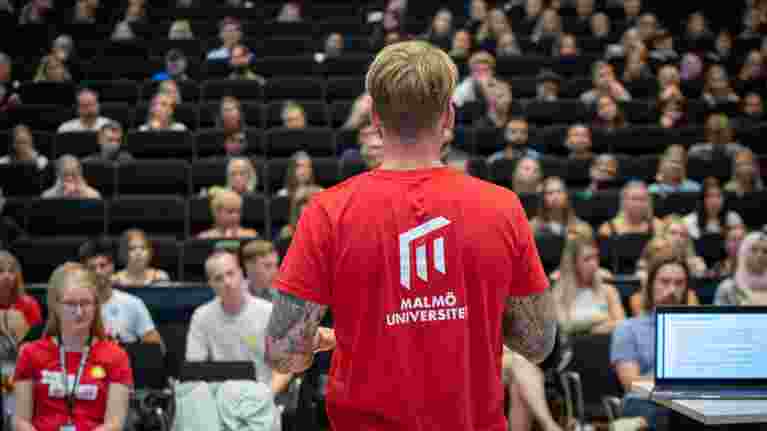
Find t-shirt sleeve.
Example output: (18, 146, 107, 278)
(185, 310, 209, 362)
(107, 343, 134, 386)
(132, 299, 157, 339)
(273, 198, 332, 305)
(17, 296, 42, 327)
(13, 342, 37, 381)
(507, 193, 549, 297)
(610, 320, 638, 366)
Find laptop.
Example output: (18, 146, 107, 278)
(179, 361, 256, 383)
(652, 306, 767, 400)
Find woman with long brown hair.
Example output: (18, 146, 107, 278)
(530, 177, 593, 240)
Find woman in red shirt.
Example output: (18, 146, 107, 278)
(0, 251, 42, 328)
(13, 262, 132, 431)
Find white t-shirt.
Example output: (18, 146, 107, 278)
(186, 293, 274, 386)
(57, 116, 112, 133)
(101, 289, 157, 344)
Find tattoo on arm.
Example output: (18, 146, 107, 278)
(265, 290, 328, 374)
(503, 288, 558, 364)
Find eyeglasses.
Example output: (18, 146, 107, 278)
(60, 300, 95, 308)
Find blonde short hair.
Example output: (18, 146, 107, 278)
(44, 262, 106, 339)
(365, 40, 458, 133)
(240, 239, 275, 263)
(209, 189, 242, 216)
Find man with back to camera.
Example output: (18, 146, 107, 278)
(264, 41, 557, 431)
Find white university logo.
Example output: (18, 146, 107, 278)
(398, 216, 452, 290)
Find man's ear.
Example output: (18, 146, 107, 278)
(443, 102, 456, 132)
(370, 108, 383, 138)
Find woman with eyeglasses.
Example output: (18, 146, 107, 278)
(13, 263, 132, 431)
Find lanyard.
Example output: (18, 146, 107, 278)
(58, 337, 92, 424)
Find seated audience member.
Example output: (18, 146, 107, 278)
(198, 189, 259, 239)
(735, 91, 763, 128)
(701, 64, 740, 110)
(276, 151, 323, 199)
(0, 251, 33, 345)
(0, 196, 26, 251)
(657, 87, 688, 129)
(281, 101, 306, 129)
(58, 89, 113, 133)
(710, 224, 746, 278)
(452, 51, 497, 109)
(487, 117, 539, 163)
(598, 181, 664, 238)
(42, 155, 102, 199)
(419, 9, 453, 52)
(83, 122, 134, 162)
(158, 79, 183, 106)
(139, 92, 187, 131)
(228, 44, 265, 84)
(584, 154, 619, 194)
(186, 251, 294, 396)
(688, 113, 745, 162)
(683, 177, 743, 240)
(324, 32, 344, 58)
(591, 94, 628, 132)
(217, 96, 246, 135)
(0, 125, 48, 170)
(661, 216, 707, 276)
(530, 177, 593, 240)
(473, 79, 518, 129)
(551, 234, 625, 335)
(112, 229, 170, 286)
(340, 117, 384, 171)
(33, 54, 71, 83)
(724, 148, 764, 196)
(611, 258, 691, 429)
(631, 236, 700, 316)
(151, 49, 190, 82)
(14, 262, 132, 431)
(204, 157, 260, 197)
(511, 157, 543, 194)
(168, 19, 194, 40)
(536, 69, 561, 101)
(207, 17, 243, 62)
(648, 153, 701, 194)
(240, 239, 279, 302)
(715, 231, 767, 305)
(503, 347, 564, 431)
(565, 124, 593, 161)
(448, 29, 472, 62)
(579, 61, 631, 106)
(79, 238, 163, 346)
(278, 186, 318, 242)
(276, 1, 302, 22)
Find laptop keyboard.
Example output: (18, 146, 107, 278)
(653, 387, 767, 400)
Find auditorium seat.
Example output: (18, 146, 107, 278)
(536, 233, 565, 275)
(653, 192, 699, 218)
(525, 100, 590, 126)
(263, 127, 335, 158)
(329, 101, 354, 128)
(258, 36, 315, 57)
(194, 128, 263, 159)
(453, 127, 478, 156)
(571, 190, 620, 230)
(100, 102, 135, 129)
(602, 233, 652, 274)
(251, 55, 318, 79)
(55, 132, 99, 158)
(11, 236, 88, 283)
(472, 127, 501, 157)
(143, 236, 181, 281)
(263, 77, 325, 102)
(117, 159, 190, 196)
(269, 195, 291, 239)
(109, 195, 187, 239)
(265, 101, 329, 129)
(0, 163, 44, 197)
(126, 130, 194, 160)
(82, 161, 117, 197)
(142, 80, 201, 103)
(200, 79, 264, 102)
(18, 81, 76, 106)
(339, 159, 368, 181)
(319, 55, 373, 77)
(86, 80, 140, 104)
(12, 104, 70, 132)
(181, 239, 227, 281)
(25, 198, 106, 237)
(325, 76, 365, 103)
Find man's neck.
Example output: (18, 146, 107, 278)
(126, 264, 146, 280)
(81, 116, 97, 128)
(221, 293, 246, 315)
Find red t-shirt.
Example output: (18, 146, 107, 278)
(275, 167, 549, 431)
(0, 294, 43, 327)
(14, 337, 133, 431)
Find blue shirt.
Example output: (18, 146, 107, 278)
(648, 179, 702, 194)
(610, 314, 655, 376)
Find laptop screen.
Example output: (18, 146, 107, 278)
(656, 307, 767, 381)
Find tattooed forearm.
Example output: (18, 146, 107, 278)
(265, 290, 328, 374)
(503, 288, 557, 364)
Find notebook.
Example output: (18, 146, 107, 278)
(653, 306, 767, 400)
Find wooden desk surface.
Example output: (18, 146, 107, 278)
(631, 380, 767, 425)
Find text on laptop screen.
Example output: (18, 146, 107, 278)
(656, 313, 767, 379)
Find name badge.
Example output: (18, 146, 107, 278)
(48, 382, 66, 399)
(59, 425, 76, 431)
(76, 384, 98, 401)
